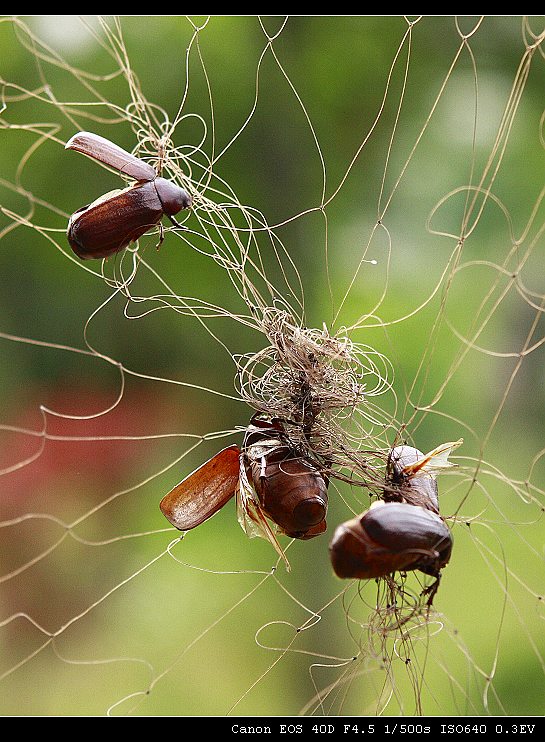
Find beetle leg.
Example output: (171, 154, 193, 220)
(168, 214, 188, 231)
(422, 573, 441, 607)
(155, 222, 165, 250)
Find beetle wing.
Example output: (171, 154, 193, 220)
(236, 458, 290, 570)
(66, 131, 156, 182)
(401, 439, 463, 479)
(160, 445, 241, 531)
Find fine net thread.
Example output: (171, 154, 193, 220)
(0, 15, 544, 716)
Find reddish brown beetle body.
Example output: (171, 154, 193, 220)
(329, 438, 461, 603)
(242, 417, 328, 540)
(329, 501, 452, 581)
(159, 414, 329, 568)
(65, 131, 191, 260)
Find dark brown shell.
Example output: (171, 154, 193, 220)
(67, 181, 163, 260)
(249, 450, 328, 539)
(243, 415, 329, 540)
(329, 501, 452, 580)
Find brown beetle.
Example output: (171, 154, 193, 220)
(384, 439, 463, 513)
(65, 131, 192, 260)
(159, 415, 329, 568)
(329, 439, 461, 602)
(329, 501, 453, 583)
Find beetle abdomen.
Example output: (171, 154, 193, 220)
(329, 501, 452, 580)
(251, 455, 328, 538)
(67, 181, 163, 259)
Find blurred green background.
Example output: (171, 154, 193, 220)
(0, 16, 544, 716)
